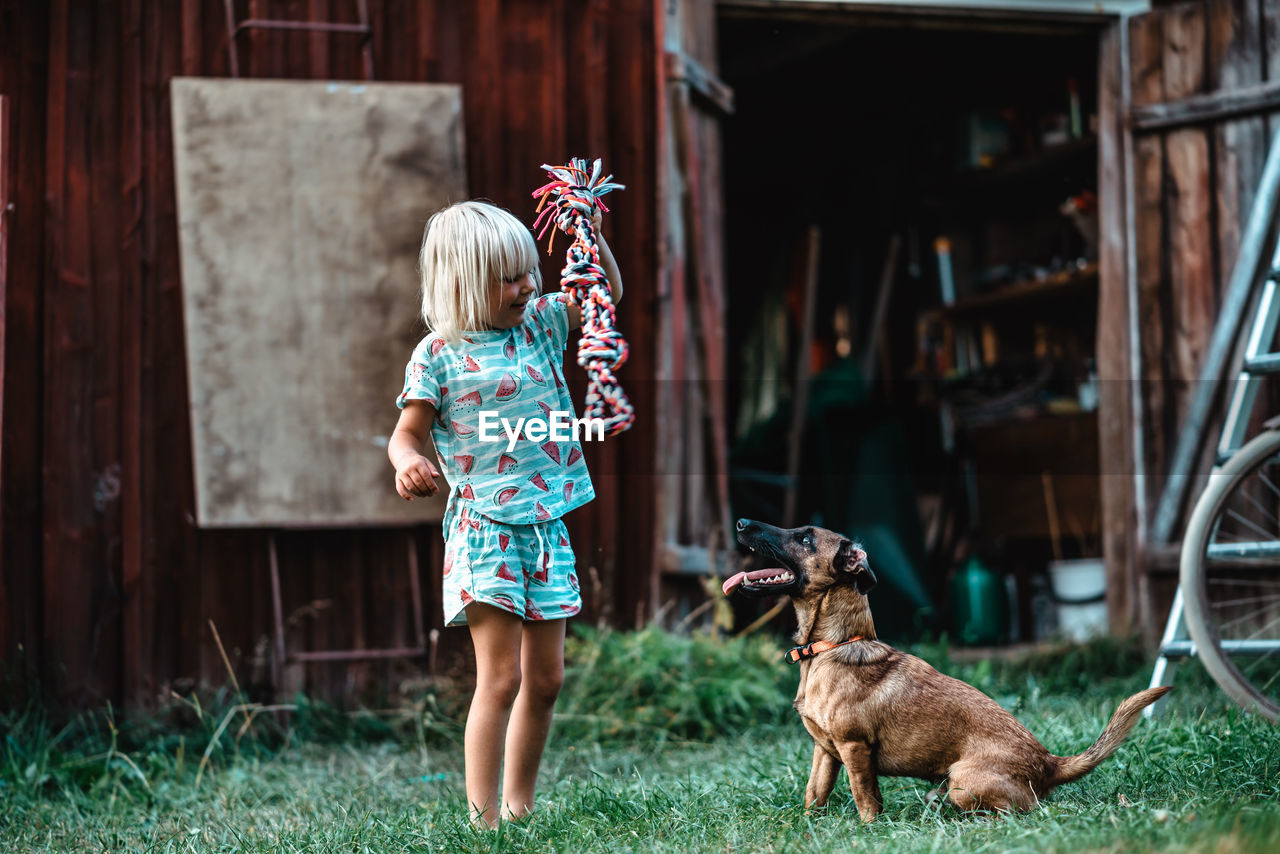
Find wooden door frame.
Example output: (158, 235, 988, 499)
(1097, 17, 1143, 637)
(652, 0, 737, 622)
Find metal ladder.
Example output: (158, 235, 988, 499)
(1146, 131, 1280, 704)
(1148, 251, 1280, 701)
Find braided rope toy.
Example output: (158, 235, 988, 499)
(531, 157, 634, 437)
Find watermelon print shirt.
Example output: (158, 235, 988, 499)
(397, 292, 596, 526)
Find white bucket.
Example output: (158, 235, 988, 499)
(1048, 558, 1108, 642)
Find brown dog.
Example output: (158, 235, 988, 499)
(724, 519, 1170, 820)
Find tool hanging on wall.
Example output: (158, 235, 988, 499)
(532, 157, 634, 437)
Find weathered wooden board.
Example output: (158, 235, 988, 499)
(1163, 4, 1214, 448)
(0, 93, 9, 656)
(171, 78, 462, 527)
(1096, 21, 1139, 635)
(1130, 10, 1167, 518)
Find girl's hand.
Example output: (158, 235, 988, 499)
(389, 401, 440, 500)
(394, 451, 440, 500)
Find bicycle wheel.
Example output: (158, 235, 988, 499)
(1181, 427, 1280, 720)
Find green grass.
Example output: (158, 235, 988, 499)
(2, 632, 1279, 853)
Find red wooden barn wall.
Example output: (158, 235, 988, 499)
(0, 0, 656, 708)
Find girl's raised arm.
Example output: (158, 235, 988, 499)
(567, 209, 623, 331)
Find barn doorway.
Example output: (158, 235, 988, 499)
(718, 7, 1106, 643)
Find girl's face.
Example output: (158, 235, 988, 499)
(486, 272, 536, 329)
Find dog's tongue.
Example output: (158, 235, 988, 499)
(722, 567, 787, 595)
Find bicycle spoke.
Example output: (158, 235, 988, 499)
(1244, 610, 1280, 642)
(1208, 591, 1280, 610)
(1214, 600, 1280, 634)
(1234, 477, 1280, 526)
(1259, 666, 1280, 694)
(1224, 507, 1276, 541)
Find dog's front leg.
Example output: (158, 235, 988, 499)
(835, 740, 882, 822)
(804, 742, 840, 809)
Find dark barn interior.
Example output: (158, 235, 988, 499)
(718, 14, 1102, 642)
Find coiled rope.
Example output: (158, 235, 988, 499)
(531, 157, 634, 437)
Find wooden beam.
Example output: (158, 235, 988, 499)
(1131, 79, 1280, 133)
(1162, 3, 1215, 537)
(651, 0, 681, 624)
(1096, 21, 1137, 636)
(674, 89, 733, 545)
(664, 50, 735, 116)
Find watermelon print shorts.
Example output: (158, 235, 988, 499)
(442, 507, 581, 626)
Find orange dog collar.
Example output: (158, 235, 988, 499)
(785, 636, 864, 664)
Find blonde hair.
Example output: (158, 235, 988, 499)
(418, 200, 542, 343)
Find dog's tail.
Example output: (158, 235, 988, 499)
(1048, 686, 1170, 786)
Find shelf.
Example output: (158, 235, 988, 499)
(924, 263, 1098, 321)
(956, 136, 1097, 186)
(923, 137, 1098, 212)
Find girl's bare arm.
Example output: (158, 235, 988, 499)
(389, 401, 442, 499)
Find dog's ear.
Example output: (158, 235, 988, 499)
(835, 539, 877, 595)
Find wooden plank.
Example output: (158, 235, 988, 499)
(1096, 20, 1138, 636)
(0, 93, 8, 403)
(86, 0, 127, 707)
(119, 0, 148, 706)
(649, 0, 678, 621)
(149, 0, 202, 696)
(180, 0, 202, 75)
(677, 29, 732, 544)
(664, 50, 735, 116)
(414, 0, 435, 82)
(1130, 78, 1280, 132)
(1163, 4, 1214, 499)
(246, 0, 267, 77)
(682, 286, 707, 540)
(464, 0, 501, 194)
(673, 92, 715, 542)
(683, 0, 728, 464)
(1130, 11, 1168, 521)
(576, 0, 619, 623)
(45, 0, 116, 703)
(611, 0, 657, 625)
(361, 0, 379, 80)
(0, 0, 50, 695)
(38, 0, 71, 698)
(0, 93, 10, 655)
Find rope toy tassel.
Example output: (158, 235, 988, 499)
(531, 157, 634, 437)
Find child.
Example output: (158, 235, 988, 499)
(388, 200, 623, 827)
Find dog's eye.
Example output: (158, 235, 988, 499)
(800, 533, 812, 547)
